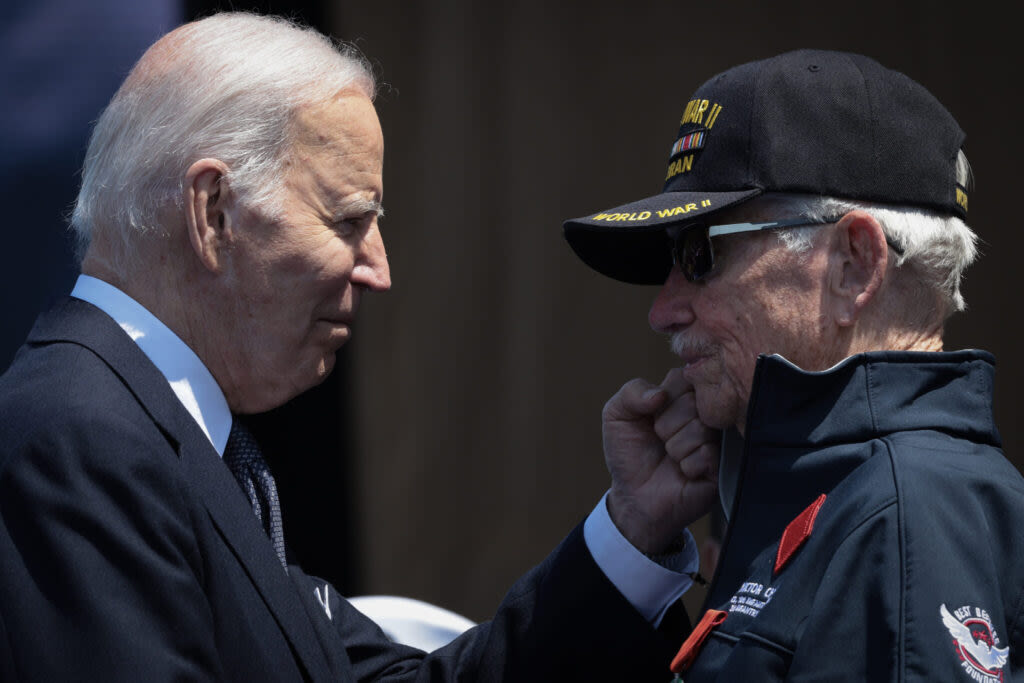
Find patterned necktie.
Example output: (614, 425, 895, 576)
(223, 419, 288, 569)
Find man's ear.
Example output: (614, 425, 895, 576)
(184, 158, 233, 273)
(827, 210, 889, 327)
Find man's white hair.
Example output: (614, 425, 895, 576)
(770, 194, 978, 316)
(70, 12, 375, 260)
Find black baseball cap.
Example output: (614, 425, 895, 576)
(563, 49, 970, 285)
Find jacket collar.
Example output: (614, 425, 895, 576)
(720, 350, 1000, 517)
(744, 350, 999, 449)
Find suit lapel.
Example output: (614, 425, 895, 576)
(181, 443, 339, 681)
(29, 298, 336, 681)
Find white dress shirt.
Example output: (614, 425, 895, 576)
(70, 274, 696, 625)
(71, 275, 231, 455)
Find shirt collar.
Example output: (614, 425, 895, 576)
(70, 274, 232, 455)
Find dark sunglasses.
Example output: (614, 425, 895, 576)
(669, 216, 903, 282)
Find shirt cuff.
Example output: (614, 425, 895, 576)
(583, 491, 699, 627)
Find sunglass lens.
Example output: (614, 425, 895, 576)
(675, 227, 713, 281)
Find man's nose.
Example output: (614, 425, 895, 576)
(648, 267, 696, 333)
(354, 224, 391, 292)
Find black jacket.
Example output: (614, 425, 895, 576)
(686, 351, 1023, 682)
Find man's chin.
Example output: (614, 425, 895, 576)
(231, 356, 337, 414)
(289, 354, 337, 400)
(693, 388, 740, 432)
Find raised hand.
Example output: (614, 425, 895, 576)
(602, 368, 720, 554)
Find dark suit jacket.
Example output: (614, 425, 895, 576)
(0, 298, 676, 681)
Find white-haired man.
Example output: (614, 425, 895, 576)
(565, 50, 1024, 681)
(0, 13, 709, 682)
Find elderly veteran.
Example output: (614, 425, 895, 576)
(0, 12, 710, 682)
(565, 49, 1024, 682)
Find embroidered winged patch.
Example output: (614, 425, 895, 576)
(940, 603, 1008, 681)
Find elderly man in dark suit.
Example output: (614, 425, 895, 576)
(0, 12, 716, 681)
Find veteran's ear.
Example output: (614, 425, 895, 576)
(828, 210, 890, 327)
(184, 159, 233, 273)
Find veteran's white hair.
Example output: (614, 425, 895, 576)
(768, 194, 978, 317)
(71, 12, 375, 261)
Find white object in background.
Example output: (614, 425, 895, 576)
(348, 595, 477, 651)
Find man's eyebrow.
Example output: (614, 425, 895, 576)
(334, 196, 384, 220)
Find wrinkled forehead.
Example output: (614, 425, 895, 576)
(291, 91, 382, 155)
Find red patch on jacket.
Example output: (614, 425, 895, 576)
(774, 494, 826, 575)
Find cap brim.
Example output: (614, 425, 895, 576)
(563, 188, 762, 284)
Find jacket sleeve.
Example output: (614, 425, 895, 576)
(316, 524, 681, 682)
(0, 411, 223, 682)
(891, 446, 1024, 683)
(786, 445, 1024, 683)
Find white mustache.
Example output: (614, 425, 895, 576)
(670, 333, 715, 358)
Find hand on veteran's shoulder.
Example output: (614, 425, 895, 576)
(603, 367, 720, 554)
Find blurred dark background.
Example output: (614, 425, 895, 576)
(3, 0, 1020, 621)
